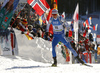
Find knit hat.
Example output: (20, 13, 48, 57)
(52, 9, 58, 14)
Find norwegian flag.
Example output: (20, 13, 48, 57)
(27, 0, 50, 16)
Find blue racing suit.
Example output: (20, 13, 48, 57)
(47, 16, 78, 57)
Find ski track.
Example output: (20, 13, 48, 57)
(0, 56, 100, 73)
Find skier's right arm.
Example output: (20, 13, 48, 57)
(46, 18, 52, 32)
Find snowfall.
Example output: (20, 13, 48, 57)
(0, 12, 100, 73)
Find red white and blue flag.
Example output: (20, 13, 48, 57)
(27, 0, 50, 16)
(93, 24, 98, 31)
(86, 17, 92, 26)
(83, 17, 92, 29)
(93, 25, 96, 31)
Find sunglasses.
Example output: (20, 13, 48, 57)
(52, 14, 57, 16)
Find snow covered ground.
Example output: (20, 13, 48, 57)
(0, 55, 100, 73)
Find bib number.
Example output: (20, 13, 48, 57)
(55, 26, 58, 29)
(53, 25, 63, 32)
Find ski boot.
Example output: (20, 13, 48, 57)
(75, 56, 85, 64)
(52, 57, 57, 67)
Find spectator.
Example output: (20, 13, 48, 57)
(28, 25, 36, 37)
(15, 17, 22, 29)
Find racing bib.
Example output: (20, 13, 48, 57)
(53, 25, 63, 32)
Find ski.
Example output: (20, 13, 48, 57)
(82, 63, 93, 67)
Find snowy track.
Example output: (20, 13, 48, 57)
(0, 56, 100, 73)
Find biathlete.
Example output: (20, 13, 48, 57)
(47, 9, 85, 66)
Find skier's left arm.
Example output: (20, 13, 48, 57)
(60, 17, 71, 30)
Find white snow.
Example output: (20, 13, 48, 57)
(0, 55, 100, 73)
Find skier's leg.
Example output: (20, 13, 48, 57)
(60, 36, 78, 57)
(60, 36, 85, 64)
(52, 36, 60, 66)
(52, 37, 60, 57)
